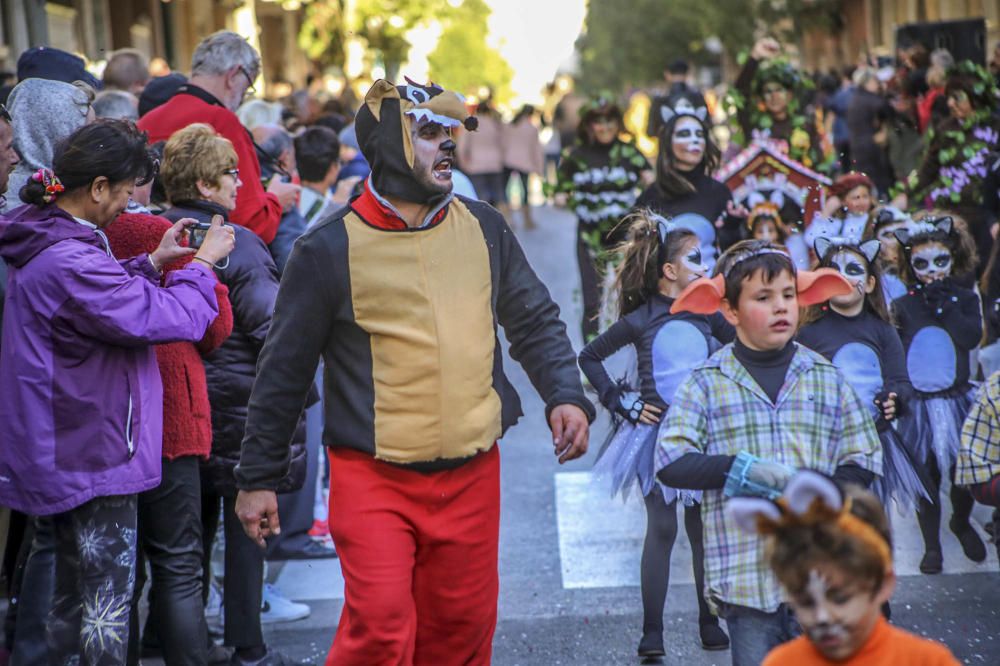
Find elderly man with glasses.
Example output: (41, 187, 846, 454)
(138, 30, 299, 246)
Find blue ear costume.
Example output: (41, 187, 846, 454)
(797, 238, 932, 509)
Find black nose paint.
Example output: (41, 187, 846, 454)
(439, 139, 456, 152)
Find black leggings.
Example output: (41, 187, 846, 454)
(641, 492, 712, 635)
(576, 231, 602, 342)
(916, 457, 976, 552)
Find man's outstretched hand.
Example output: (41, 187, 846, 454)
(235, 489, 281, 548)
(549, 404, 590, 464)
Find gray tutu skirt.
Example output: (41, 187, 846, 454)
(898, 385, 978, 475)
(591, 421, 700, 505)
(872, 425, 934, 511)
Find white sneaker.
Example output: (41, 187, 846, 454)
(260, 583, 310, 624)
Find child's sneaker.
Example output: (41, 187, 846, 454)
(261, 584, 310, 623)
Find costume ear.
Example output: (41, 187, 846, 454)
(695, 107, 708, 121)
(796, 268, 853, 306)
(746, 192, 765, 208)
(727, 498, 783, 534)
(934, 216, 953, 235)
(670, 274, 726, 315)
(859, 239, 881, 263)
(660, 106, 676, 124)
(769, 190, 785, 208)
(813, 236, 834, 261)
(784, 470, 843, 515)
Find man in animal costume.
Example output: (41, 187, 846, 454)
(234, 79, 594, 664)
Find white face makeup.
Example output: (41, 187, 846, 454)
(910, 242, 953, 284)
(671, 116, 706, 170)
(829, 250, 869, 293)
(788, 567, 884, 661)
(681, 244, 708, 281)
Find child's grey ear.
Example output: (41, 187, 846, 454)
(726, 498, 782, 534)
(859, 239, 881, 263)
(813, 236, 833, 260)
(784, 470, 843, 515)
(934, 216, 954, 235)
(695, 107, 708, 121)
(660, 106, 676, 124)
(893, 228, 912, 248)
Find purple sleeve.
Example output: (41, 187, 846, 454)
(118, 253, 160, 283)
(63, 254, 219, 347)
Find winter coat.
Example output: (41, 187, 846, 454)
(162, 200, 308, 495)
(138, 85, 283, 244)
(502, 119, 544, 175)
(105, 212, 235, 460)
(0, 204, 220, 515)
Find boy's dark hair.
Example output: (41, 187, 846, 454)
(667, 59, 689, 76)
(716, 239, 796, 305)
(769, 484, 892, 596)
(896, 210, 978, 285)
(21, 119, 156, 206)
(613, 209, 696, 317)
(802, 241, 890, 325)
(294, 126, 341, 183)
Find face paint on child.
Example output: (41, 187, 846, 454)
(875, 222, 908, 267)
(909, 241, 953, 284)
(682, 245, 707, 279)
(791, 567, 883, 662)
(671, 116, 706, 170)
(829, 250, 869, 297)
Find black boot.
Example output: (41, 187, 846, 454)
(637, 630, 665, 657)
(699, 618, 730, 651)
(949, 517, 987, 562)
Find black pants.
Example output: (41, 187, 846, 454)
(641, 494, 712, 636)
(202, 491, 263, 650)
(49, 495, 138, 666)
(127, 457, 208, 665)
(7, 516, 55, 665)
(576, 230, 602, 342)
(916, 457, 976, 552)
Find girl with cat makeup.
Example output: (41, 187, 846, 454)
(797, 237, 931, 511)
(889, 215, 987, 574)
(578, 210, 733, 657)
(635, 91, 742, 267)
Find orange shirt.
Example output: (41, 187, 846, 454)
(763, 618, 960, 666)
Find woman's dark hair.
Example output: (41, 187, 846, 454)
(897, 210, 978, 286)
(801, 242, 890, 326)
(21, 119, 156, 206)
(612, 209, 697, 317)
(513, 104, 536, 125)
(944, 68, 995, 115)
(654, 112, 719, 198)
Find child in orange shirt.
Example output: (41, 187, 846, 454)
(728, 471, 960, 665)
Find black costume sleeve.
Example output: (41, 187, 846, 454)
(879, 322, 913, 417)
(657, 452, 735, 490)
(709, 312, 737, 344)
(235, 238, 333, 490)
(496, 216, 597, 422)
(833, 463, 875, 488)
(734, 57, 759, 141)
(932, 283, 984, 351)
(579, 318, 637, 410)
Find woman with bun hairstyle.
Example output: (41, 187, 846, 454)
(0, 119, 235, 664)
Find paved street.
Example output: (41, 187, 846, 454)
(240, 204, 999, 664)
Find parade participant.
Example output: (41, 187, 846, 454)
(0, 119, 234, 664)
(578, 211, 732, 656)
(138, 30, 299, 245)
(233, 79, 594, 665)
(747, 203, 788, 244)
(798, 237, 930, 509)
(732, 37, 826, 170)
(862, 206, 911, 304)
(896, 62, 1000, 273)
(553, 93, 652, 341)
(728, 471, 960, 666)
(160, 123, 312, 664)
(957, 372, 1000, 568)
(634, 92, 741, 267)
(655, 240, 881, 666)
(819, 172, 876, 243)
(891, 215, 986, 574)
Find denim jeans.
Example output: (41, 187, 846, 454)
(718, 601, 800, 666)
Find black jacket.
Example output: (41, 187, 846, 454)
(163, 200, 308, 494)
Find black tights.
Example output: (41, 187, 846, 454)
(641, 492, 712, 636)
(916, 457, 976, 552)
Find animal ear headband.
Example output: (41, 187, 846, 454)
(660, 99, 709, 124)
(669, 247, 852, 315)
(892, 216, 953, 254)
(726, 470, 892, 571)
(813, 236, 881, 265)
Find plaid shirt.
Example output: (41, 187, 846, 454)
(957, 374, 1000, 486)
(655, 343, 882, 612)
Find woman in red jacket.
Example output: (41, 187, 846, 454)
(106, 197, 233, 666)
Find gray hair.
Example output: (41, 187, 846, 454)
(93, 90, 139, 121)
(190, 31, 261, 79)
(237, 99, 284, 130)
(256, 124, 294, 159)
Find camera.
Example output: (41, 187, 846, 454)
(188, 221, 213, 250)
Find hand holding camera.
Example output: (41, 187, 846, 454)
(192, 215, 236, 267)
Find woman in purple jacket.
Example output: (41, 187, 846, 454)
(0, 120, 234, 665)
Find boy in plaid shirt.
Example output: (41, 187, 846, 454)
(957, 371, 1000, 506)
(655, 240, 882, 666)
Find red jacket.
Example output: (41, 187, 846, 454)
(106, 212, 234, 460)
(137, 86, 283, 244)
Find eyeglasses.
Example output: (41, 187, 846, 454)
(0, 104, 10, 124)
(222, 168, 240, 179)
(238, 66, 257, 97)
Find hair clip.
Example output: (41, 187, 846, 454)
(32, 168, 64, 204)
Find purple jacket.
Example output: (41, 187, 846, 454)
(0, 204, 219, 515)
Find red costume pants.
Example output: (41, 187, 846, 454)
(325, 446, 500, 666)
